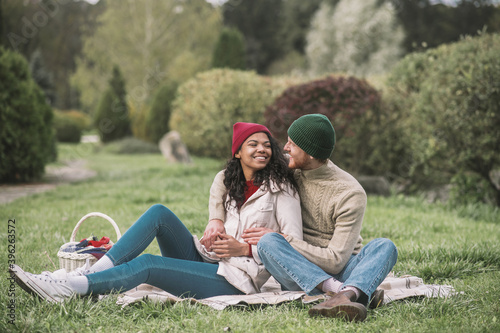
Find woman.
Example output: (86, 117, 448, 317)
(10, 122, 302, 303)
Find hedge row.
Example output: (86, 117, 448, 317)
(167, 34, 499, 205)
(386, 33, 500, 204)
(6, 32, 491, 201)
(170, 69, 301, 159)
(169, 69, 389, 177)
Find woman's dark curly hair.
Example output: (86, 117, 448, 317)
(223, 133, 297, 210)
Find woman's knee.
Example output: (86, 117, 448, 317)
(148, 204, 172, 216)
(145, 204, 179, 225)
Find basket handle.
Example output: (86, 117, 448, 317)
(70, 212, 122, 243)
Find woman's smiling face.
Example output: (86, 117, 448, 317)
(235, 132, 272, 180)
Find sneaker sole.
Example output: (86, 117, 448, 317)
(9, 265, 37, 298)
(9, 265, 60, 303)
(309, 303, 367, 322)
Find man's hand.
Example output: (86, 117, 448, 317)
(241, 227, 277, 245)
(201, 219, 225, 251)
(212, 233, 248, 258)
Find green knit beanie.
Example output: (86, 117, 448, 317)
(287, 114, 335, 159)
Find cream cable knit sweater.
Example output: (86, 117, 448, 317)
(284, 160, 365, 275)
(208, 160, 366, 276)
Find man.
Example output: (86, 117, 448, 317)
(203, 114, 397, 322)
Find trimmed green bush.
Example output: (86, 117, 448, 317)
(386, 33, 500, 205)
(211, 27, 246, 70)
(170, 69, 296, 159)
(264, 75, 382, 175)
(53, 111, 81, 143)
(53, 110, 90, 143)
(145, 81, 178, 143)
(65, 110, 91, 131)
(99, 137, 160, 155)
(93, 65, 132, 143)
(0, 47, 56, 182)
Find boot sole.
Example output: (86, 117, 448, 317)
(309, 302, 367, 322)
(369, 289, 384, 309)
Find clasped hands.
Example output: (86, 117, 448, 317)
(201, 219, 275, 258)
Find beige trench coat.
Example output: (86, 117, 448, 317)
(193, 171, 303, 294)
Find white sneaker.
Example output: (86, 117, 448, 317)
(67, 259, 93, 277)
(9, 264, 75, 303)
(40, 268, 70, 278)
(37, 259, 93, 279)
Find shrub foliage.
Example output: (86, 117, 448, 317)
(0, 47, 56, 182)
(53, 110, 90, 143)
(386, 33, 500, 205)
(264, 75, 382, 174)
(170, 69, 296, 159)
(145, 81, 178, 143)
(212, 27, 246, 70)
(93, 65, 132, 143)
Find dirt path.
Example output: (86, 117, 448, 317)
(0, 160, 97, 205)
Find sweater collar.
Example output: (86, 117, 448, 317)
(298, 160, 336, 180)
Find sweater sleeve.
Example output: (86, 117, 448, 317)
(285, 189, 366, 275)
(208, 170, 226, 222)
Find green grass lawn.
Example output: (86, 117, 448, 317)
(2, 143, 499, 332)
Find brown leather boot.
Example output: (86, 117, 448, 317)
(308, 290, 367, 322)
(369, 289, 384, 309)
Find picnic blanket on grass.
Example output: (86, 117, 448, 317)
(111, 274, 459, 310)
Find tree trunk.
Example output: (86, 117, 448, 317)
(486, 174, 500, 207)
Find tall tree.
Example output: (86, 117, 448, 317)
(94, 65, 131, 143)
(29, 48, 54, 105)
(2, 0, 103, 109)
(391, 0, 500, 53)
(145, 81, 178, 143)
(211, 27, 246, 70)
(222, 0, 286, 74)
(306, 0, 405, 77)
(280, 0, 323, 54)
(0, 0, 4, 48)
(72, 0, 221, 114)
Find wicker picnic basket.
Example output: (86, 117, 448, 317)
(57, 212, 122, 271)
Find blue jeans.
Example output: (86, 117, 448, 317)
(86, 204, 243, 298)
(257, 233, 397, 305)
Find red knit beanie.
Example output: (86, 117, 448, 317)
(231, 122, 272, 156)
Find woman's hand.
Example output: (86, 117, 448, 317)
(201, 219, 225, 251)
(242, 227, 278, 245)
(212, 233, 248, 258)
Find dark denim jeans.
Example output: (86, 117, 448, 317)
(86, 204, 243, 298)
